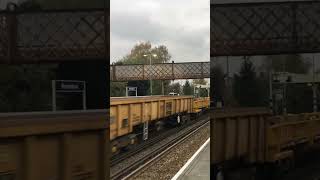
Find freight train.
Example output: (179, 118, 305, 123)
(212, 108, 320, 180)
(110, 95, 209, 154)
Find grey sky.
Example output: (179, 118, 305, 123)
(111, 0, 210, 64)
(211, 0, 312, 4)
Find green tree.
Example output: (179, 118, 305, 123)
(0, 64, 57, 112)
(192, 79, 208, 97)
(260, 54, 312, 113)
(120, 42, 171, 65)
(155, 80, 170, 95)
(17, 0, 42, 10)
(211, 65, 225, 106)
(111, 42, 172, 96)
(183, 80, 193, 95)
(110, 82, 126, 97)
(233, 59, 264, 107)
(193, 79, 207, 85)
(198, 88, 208, 97)
(168, 82, 181, 94)
(260, 54, 311, 73)
(110, 61, 126, 97)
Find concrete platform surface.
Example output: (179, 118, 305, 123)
(172, 138, 210, 180)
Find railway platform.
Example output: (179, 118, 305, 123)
(172, 138, 210, 180)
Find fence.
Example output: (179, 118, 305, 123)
(0, 8, 107, 63)
(110, 61, 210, 81)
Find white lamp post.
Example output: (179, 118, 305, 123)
(143, 53, 157, 96)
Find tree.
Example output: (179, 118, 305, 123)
(110, 82, 126, 97)
(120, 42, 171, 65)
(211, 65, 225, 107)
(260, 54, 311, 74)
(111, 42, 172, 96)
(193, 79, 207, 85)
(0, 64, 57, 112)
(260, 54, 313, 113)
(155, 80, 170, 95)
(198, 88, 208, 97)
(110, 61, 126, 97)
(183, 80, 193, 95)
(233, 59, 264, 107)
(17, 0, 42, 10)
(192, 79, 208, 97)
(168, 82, 181, 94)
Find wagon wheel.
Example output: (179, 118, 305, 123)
(111, 144, 120, 156)
(155, 122, 163, 131)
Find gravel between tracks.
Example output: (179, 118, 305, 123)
(129, 122, 210, 180)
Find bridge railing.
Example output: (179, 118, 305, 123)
(0, 8, 107, 63)
(110, 61, 210, 81)
(211, 1, 320, 56)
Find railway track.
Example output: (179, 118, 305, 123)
(111, 122, 188, 166)
(110, 113, 210, 180)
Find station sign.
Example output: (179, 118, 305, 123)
(55, 81, 84, 92)
(127, 87, 137, 91)
(126, 86, 138, 97)
(52, 80, 86, 111)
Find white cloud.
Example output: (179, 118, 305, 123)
(110, 0, 210, 63)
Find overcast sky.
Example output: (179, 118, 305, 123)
(110, 0, 210, 64)
(211, 0, 311, 4)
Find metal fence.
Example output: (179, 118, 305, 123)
(110, 62, 210, 81)
(0, 8, 107, 63)
(211, 1, 320, 56)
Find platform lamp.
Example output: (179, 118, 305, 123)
(143, 53, 157, 96)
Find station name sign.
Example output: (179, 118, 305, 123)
(55, 80, 85, 92)
(52, 80, 87, 111)
(127, 87, 137, 91)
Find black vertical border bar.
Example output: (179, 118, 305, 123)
(210, 3, 215, 180)
(104, 0, 110, 179)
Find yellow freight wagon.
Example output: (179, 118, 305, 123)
(212, 109, 320, 179)
(110, 95, 193, 153)
(193, 97, 210, 113)
(0, 110, 108, 180)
